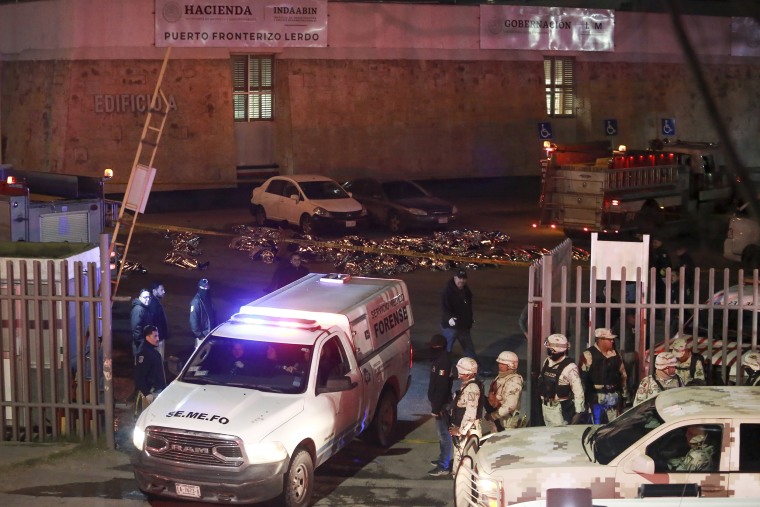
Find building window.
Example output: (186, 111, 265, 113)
(544, 56, 575, 117)
(232, 55, 274, 121)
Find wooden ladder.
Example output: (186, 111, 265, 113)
(108, 47, 172, 299)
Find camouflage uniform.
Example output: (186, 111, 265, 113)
(486, 372, 523, 430)
(539, 357, 585, 426)
(450, 378, 482, 466)
(633, 374, 683, 406)
(668, 443, 715, 471)
(675, 354, 705, 386)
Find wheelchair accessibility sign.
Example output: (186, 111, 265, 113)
(661, 118, 676, 137)
(605, 119, 618, 136)
(538, 122, 553, 140)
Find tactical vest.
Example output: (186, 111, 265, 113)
(538, 356, 573, 400)
(450, 378, 483, 426)
(588, 347, 622, 392)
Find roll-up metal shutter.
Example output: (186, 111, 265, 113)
(40, 211, 90, 242)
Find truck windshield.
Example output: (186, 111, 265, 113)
(592, 397, 664, 465)
(179, 336, 314, 395)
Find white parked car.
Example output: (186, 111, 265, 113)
(250, 175, 368, 235)
(454, 386, 760, 507)
(724, 202, 760, 262)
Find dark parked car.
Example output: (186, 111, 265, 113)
(342, 178, 458, 233)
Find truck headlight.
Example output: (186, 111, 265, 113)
(408, 208, 428, 216)
(133, 426, 146, 450)
(244, 441, 289, 464)
(477, 477, 502, 507)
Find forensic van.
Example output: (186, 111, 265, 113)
(132, 273, 413, 507)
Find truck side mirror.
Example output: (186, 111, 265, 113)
(630, 453, 655, 474)
(317, 376, 357, 395)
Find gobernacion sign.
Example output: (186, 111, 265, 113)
(480, 5, 614, 51)
(155, 0, 328, 48)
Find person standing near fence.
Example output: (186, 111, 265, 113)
(448, 357, 482, 471)
(634, 352, 683, 406)
(580, 328, 628, 424)
(130, 288, 154, 359)
(484, 351, 524, 431)
(134, 325, 166, 415)
(537, 334, 585, 426)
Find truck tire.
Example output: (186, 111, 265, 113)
(387, 212, 404, 233)
(300, 214, 314, 235)
(281, 448, 314, 507)
(370, 389, 398, 447)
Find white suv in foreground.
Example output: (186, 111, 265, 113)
(455, 387, 760, 507)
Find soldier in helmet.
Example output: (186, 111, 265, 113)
(537, 334, 585, 426)
(484, 350, 524, 431)
(670, 337, 706, 386)
(667, 425, 715, 472)
(580, 328, 628, 424)
(448, 357, 483, 469)
(633, 351, 683, 406)
(742, 351, 760, 386)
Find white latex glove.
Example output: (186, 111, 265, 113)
(448, 318, 457, 327)
(234, 361, 244, 369)
(145, 393, 155, 403)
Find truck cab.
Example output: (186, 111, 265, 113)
(132, 273, 413, 507)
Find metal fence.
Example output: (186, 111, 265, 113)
(0, 236, 113, 447)
(526, 238, 760, 423)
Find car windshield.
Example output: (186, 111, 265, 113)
(179, 336, 313, 395)
(382, 181, 428, 200)
(592, 397, 664, 465)
(299, 180, 350, 200)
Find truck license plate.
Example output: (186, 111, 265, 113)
(346, 220, 356, 227)
(176, 483, 201, 498)
(438, 217, 448, 224)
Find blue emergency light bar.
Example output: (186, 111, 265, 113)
(229, 313, 322, 330)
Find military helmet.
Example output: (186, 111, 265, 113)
(670, 337, 688, 355)
(743, 351, 760, 371)
(456, 357, 478, 375)
(496, 351, 518, 369)
(544, 333, 569, 352)
(655, 352, 678, 370)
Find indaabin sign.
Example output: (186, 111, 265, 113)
(155, 0, 328, 48)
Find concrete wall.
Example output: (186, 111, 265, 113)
(1, 0, 759, 190)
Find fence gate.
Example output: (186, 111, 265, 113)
(0, 235, 113, 447)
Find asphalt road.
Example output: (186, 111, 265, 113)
(0, 177, 738, 506)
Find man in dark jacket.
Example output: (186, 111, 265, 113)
(148, 280, 169, 360)
(134, 325, 166, 413)
(427, 334, 453, 477)
(190, 278, 216, 348)
(440, 270, 491, 375)
(130, 288, 153, 359)
(267, 252, 309, 292)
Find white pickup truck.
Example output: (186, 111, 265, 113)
(454, 387, 760, 507)
(132, 273, 413, 507)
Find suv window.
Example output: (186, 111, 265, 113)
(592, 397, 664, 465)
(740, 423, 760, 472)
(266, 179, 286, 196)
(646, 424, 722, 473)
